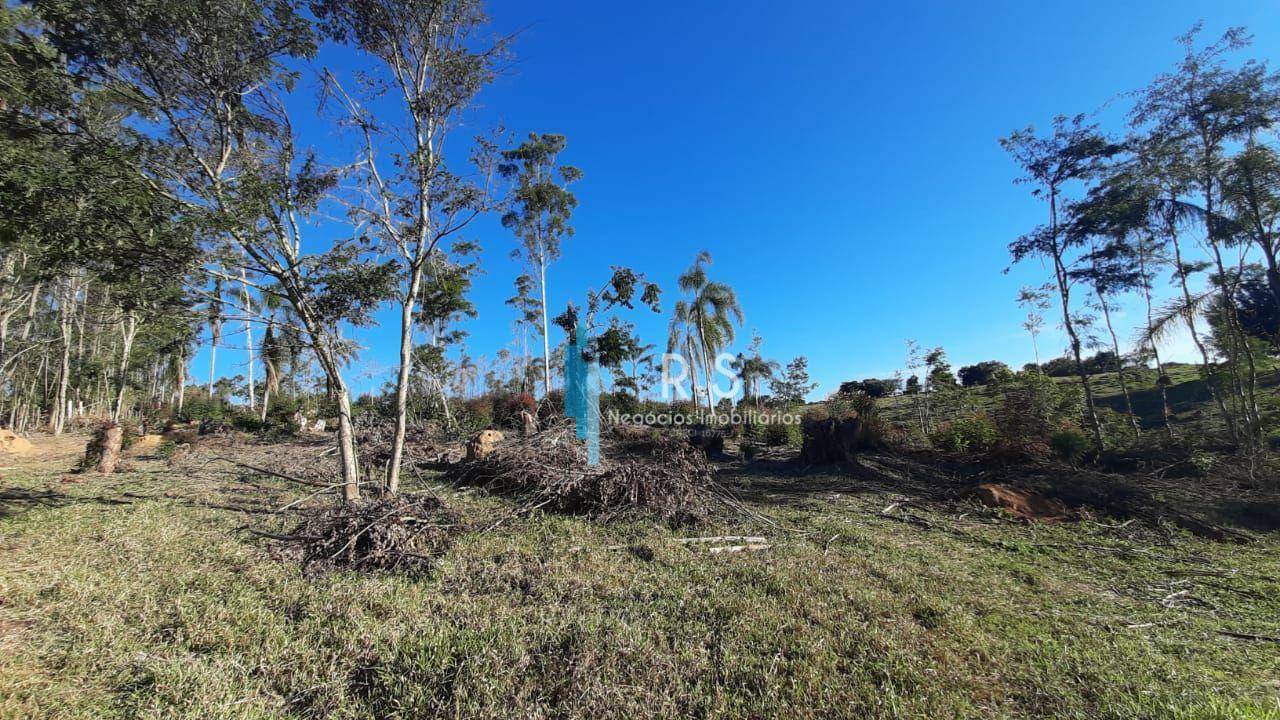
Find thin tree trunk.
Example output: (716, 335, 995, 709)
(240, 266, 256, 411)
(1049, 194, 1104, 450)
(113, 313, 138, 422)
(1096, 289, 1140, 438)
(386, 260, 426, 495)
(1168, 216, 1236, 440)
(1138, 246, 1175, 438)
(538, 258, 552, 398)
(52, 280, 75, 435)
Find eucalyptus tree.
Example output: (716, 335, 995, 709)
(501, 133, 581, 397)
(37, 0, 396, 499)
(1002, 114, 1119, 449)
(668, 251, 743, 413)
(313, 0, 506, 494)
(772, 356, 817, 405)
(414, 241, 481, 426)
(506, 272, 542, 390)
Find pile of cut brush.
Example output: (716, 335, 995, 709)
(354, 418, 458, 468)
(445, 423, 717, 523)
(272, 493, 464, 575)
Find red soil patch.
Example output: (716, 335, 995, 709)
(975, 483, 1071, 521)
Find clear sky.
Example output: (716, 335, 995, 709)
(191, 0, 1280, 400)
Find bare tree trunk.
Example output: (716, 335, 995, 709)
(1138, 247, 1175, 438)
(240, 266, 256, 411)
(52, 280, 75, 435)
(538, 258, 552, 398)
(1096, 290, 1140, 438)
(207, 337, 217, 396)
(176, 349, 187, 414)
(386, 260, 426, 495)
(1049, 194, 1104, 450)
(113, 313, 138, 422)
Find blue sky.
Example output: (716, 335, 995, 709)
(192, 0, 1280, 400)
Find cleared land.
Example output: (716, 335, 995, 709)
(1, 434, 1277, 719)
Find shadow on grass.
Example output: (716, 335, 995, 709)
(0, 486, 135, 520)
(720, 451, 1280, 540)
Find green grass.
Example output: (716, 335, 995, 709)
(1, 443, 1278, 719)
(879, 360, 1280, 435)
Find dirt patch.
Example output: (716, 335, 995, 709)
(0, 618, 35, 647)
(125, 434, 164, 456)
(974, 483, 1071, 521)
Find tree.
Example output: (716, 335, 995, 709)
(924, 347, 956, 390)
(667, 251, 743, 412)
(1016, 284, 1051, 366)
(1003, 114, 1119, 449)
(1131, 23, 1277, 443)
(730, 331, 781, 408)
(958, 361, 1011, 388)
(39, 0, 394, 499)
(501, 133, 580, 398)
(772, 356, 817, 405)
(838, 377, 899, 398)
(1069, 180, 1150, 438)
(313, 0, 506, 494)
(1222, 141, 1280, 315)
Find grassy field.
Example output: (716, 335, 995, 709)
(879, 362, 1280, 434)
(1, 437, 1278, 719)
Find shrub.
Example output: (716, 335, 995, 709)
(1050, 428, 1089, 464)
(176, 395, 230, 424)
(460, 397, 494, 431)
(492, 392, 537, 429)
(930, 414, 999, 453)
(762, 419, 800, 447)
(599, 391, 640, 420)
(994, 371, 1080, 444)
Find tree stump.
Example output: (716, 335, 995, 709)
(85, 423, 124, 474)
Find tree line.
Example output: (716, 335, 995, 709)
(1, 0, 825, 501)
(1003, 24, 1279, 452)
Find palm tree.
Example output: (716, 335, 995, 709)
(667, 252, 744, 412)
(453, 354, 479, 398)
(731, 354, 780, 408)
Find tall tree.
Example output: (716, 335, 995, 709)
(1131, 24, 1276, 443)
(312, 0, 506, 494)
(39, 0, 394, 499)
(1003, 114, 1119, 449)
(668, 251, 743, 413)
(501, 133, 580, 398)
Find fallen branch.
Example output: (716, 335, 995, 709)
(708, 543, 771, 554)
(675, 535, 766, 544)
(1217, 629, 1280, 643)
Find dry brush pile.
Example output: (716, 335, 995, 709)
(272, 493, 464, 575)
(445, 423, 718, 524)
